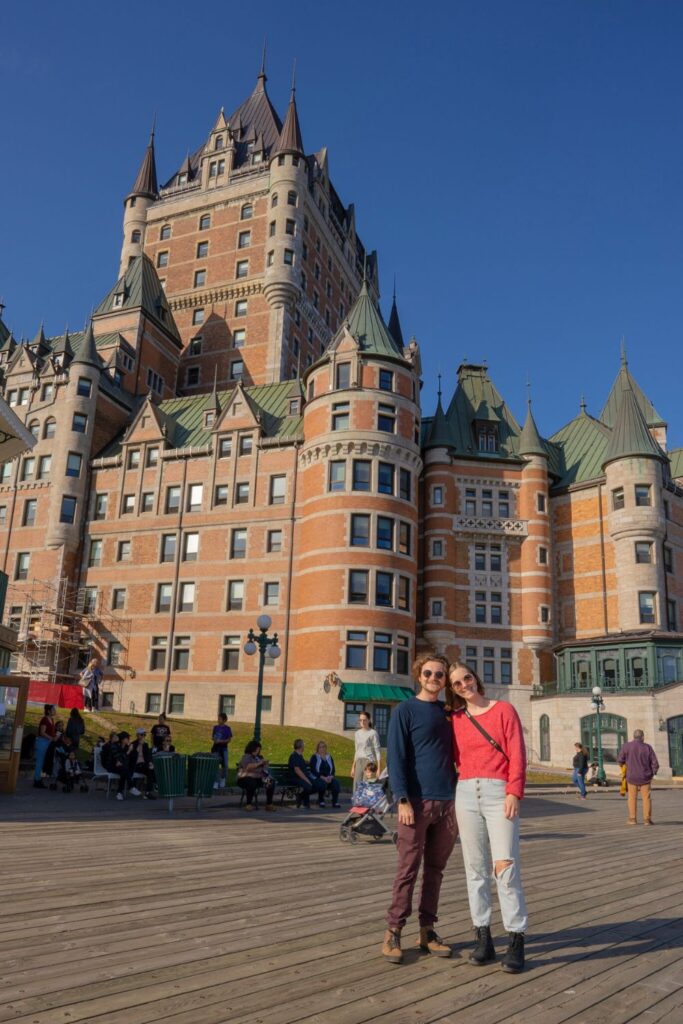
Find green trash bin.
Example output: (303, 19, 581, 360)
(188, 752, 219, 807)
(153, 753, 187, 812)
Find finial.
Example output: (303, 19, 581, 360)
(620, 335, 627, 368)
(296, 347, 301, 379)
(393, 274, 396, 302)
(150, 111, 157, 142)
(259, 37, 267, 79)
(526, 376, 532, 408)
(580, 394, 587, 413)
(213, 365, 218, 389)
(437, 372, 442, 402)
(291, 58, 297, 96)
(362, 252, 367, 283)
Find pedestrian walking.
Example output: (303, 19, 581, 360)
(572, 742, 588, 799)
(351, 712, 381, 788)
(383, 653, 457, 965)
(448, 661, 528, 974)
(617, 730, 659, 825)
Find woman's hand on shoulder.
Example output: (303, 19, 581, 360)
(504, 794, 520, 820)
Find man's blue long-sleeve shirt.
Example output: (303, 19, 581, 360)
(387, 697, 456, 802)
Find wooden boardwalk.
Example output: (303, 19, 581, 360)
(1, 784, 682, 1024)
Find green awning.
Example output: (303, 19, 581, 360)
(338, 683, 415, 703)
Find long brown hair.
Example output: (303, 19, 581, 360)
(445, 660, 486, 714)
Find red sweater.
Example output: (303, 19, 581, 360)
(452, 701, 526, 799)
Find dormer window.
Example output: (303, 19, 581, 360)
(215, 136, 224, 150)
(205, 411, 215, 427)
(131, 229, 141, 243)
(252, 151, 263, 164)
(288, 398, 301, 416)
(177, 172, 188, 185)
(113, 292, 124, 309)
(478, 427, 498, 452)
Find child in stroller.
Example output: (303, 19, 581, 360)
(58, 748, 89, 793)
(339, 762, 397, 845)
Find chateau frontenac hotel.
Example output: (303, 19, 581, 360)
(2, 66, 683, 775)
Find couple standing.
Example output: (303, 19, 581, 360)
(383, 653, 527, 973)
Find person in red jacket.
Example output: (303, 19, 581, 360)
(447, 661, 528, 975)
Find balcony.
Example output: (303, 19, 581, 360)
(453, 515, 528, 538)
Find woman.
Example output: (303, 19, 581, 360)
(572, 742, 588, 799)
(66, 707, 86, 751)
(237, 740, 276, 811)
(309, 741, 341, 808)
(80, 657, 102, 712)
(33, 704, 57, 789)
(447, 661, 528, 974)
(350, 712, 381, 788)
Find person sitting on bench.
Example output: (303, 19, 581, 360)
(288, 739, 326, 808)
(237, 740, 276, 811)
(309, 741, 341, 808)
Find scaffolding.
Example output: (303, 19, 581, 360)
(3, 576, 132, 684)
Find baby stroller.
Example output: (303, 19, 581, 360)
(339, 776, 397, 845)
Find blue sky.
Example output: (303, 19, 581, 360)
(2, 1, 682, 443)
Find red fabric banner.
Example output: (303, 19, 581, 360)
(27, 680, 84, 709)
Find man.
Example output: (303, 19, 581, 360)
(211, 712, 233, 788)
(618, 729, 659, 825)
(383, 653, 457, 964)
(288, 739, 326, 808)
(102, 731, 133, 802)
(150, 713, 171, 751)
(128, 728, 156, 799)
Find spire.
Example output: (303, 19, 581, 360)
(52, 327, 74, 361)
(257, 38, 267, 90)
(129, 123, 158, 198)
(387, 280, 405, 349)
(602, 372, 664, 469)
(580, 394, 587, 414)
(72, 320, 100, 370)
(32, 323, 47, 351)
(424, 390, 453, 450)
(518, 400, 547, 458)
(207, 367, 221, 415)
(272, 70, 304, 158)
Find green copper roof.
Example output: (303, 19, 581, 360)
(602, 376, 665, 468)
(441, 364, 522, 460)
(549, 407, 612, 489)
(339, 280, 405, 359)
(95, 255, 181, 342)
(337, 683, 415, 703)
(600, 358, 665, 428)
(669, 448, 683, 480)
(518, 402, 547, 457)
(423, 397, 454, 450)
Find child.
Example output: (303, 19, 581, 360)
(587, 763, 599, 786)
(351, 761, 384, 811)
(62, 750, 89, 793)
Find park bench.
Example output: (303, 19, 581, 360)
(237, 763, 303, 807)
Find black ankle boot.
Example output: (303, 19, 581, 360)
(469, 926, 496, 965)
(501, 932, 525, 973)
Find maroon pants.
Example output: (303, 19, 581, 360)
(387, 799, 457, 930)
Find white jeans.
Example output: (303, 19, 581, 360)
(455, 778, 528, 934)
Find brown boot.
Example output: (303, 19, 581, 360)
(418, 926, 452, 957)
(382, 928, 403, 964)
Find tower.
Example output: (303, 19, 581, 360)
(118, 127, 158, 277)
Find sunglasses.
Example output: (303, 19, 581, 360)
(422, 670, 445, 679)
(453, 673, 475, 686)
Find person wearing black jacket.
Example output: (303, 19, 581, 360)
(128, 728, 157, 798)
(309, 741, 341, 808)
(572, 742, 589, 799)
(102, 732, 133, 801)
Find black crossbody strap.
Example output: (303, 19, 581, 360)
(463, 709, 509, 761)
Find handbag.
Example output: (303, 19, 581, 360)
(463, 709, 509, 761)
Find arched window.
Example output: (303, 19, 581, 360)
(44, 418, 56, 439)
(581, 713, 627, 764)
(215, 136, 224, 150)
(28, 420, 40, 440)
(539, 715, 551, 762)
(240, 204, 253, 220)
(131, 229, 141, 243)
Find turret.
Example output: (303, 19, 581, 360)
(518, 400, 553, 668)
(118, 126, 158, 277)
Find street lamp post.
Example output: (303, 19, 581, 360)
(244, 614, 281, 744)
(591, 685, 606, 784)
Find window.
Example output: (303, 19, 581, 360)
(540, 605, 550, 624)
(233, 328, 246, 348)
(372, 633, 392, 672)
(432, 485, 444, 506)
(346, 631, 367, 670)
(231, 528, 247, 558)
(399, 521, 411, 556)
(268, 530, 282, 553)
(431, 599, 443, 618)
(398, 576, 410, 611)
(329, 461, 346, 491)
(192, 309, 205, 326)
(376, 572, 393, 607)
(378, 462, 395, 495)
(236, 482, 249, 504)
(332, 401, 350, 430)
(635, 484, 651, 507)
(241, 204, 253, 220)
(178, 583, 195, 612)
(112, 588, 126, 611)
(0, 463, 11, 484)
(117, 540, 131, 562)
(218, 436, 232, 459)
(283, 249, 294, 265)
(214, 484, 228, 506)
(125, 449, 140, 470)
(377, 403, 396, 432)
(157, 251, 169, 268)
(38, 455, 51, 480)
(538, 546, 548, 565)
(379, 369, 393, 391)
(14, 552, 30, 581)
(17, 387, 29, 406)
(269, 475, 286, 505)
(141, 492, 154, 512)
(350, 514, 370, 547)
(399, 469, 411, 502)
(432, 539, 444, 557)
(664, 546, 674, 574)
(122, 495, 135, 514)
(198, 214, 211, 230)
(41, 383, 54, 402)
(377, 516, 394, 551)
(27, 420, 39, 440)
(499, 490, 510, 517)
(219, 694, 236, 716)
(235, 300, 247, 317)
(196, 240, 209, 259)
(667, 599, 677, 631)
(285, 218, 296, 236)
(21, 457, 35, 481)
(156, 583, 173, 613)
(23, 499, 37, 526)
(160, 224, 172, 240)
(194, 269, 206, 288)
(352, 460, 371, 491)
(238, 230, 251, 249)
(264, 582, 279, 606)
(236, 259, 249, 278)
(537, 493, 547, 513)
(88, 539, 102, 567)
(59, 496, 77, 524)
(635, 542, 652, 564)
(160, 534, 176, 563)
(287, 190, 297, 206)
(239, 436, 252, 456)
(64, 452, 81, 478)
(172, 637, 190, 671)
(72, 412, 88, 433)
(461, 487, 474, 512)
(227, 580, 244, 610)
(108, 641, 124, 666)
(209, 159, 225, 177)
(145, 693, 162, 714)
(186, 484, 202, 512)
(639, 591, 656, 624)
(76, 376, 92, 398)
(230, 360, 244, 380)
(168, 692, 185, 713)
(612, 487, 625, 511)
(166, 486, 181, 513)
(482, 489, 493, 517)
(349, 570, 369, 604)
(183, 533, 199, 561)
(222, 636, 240, 671)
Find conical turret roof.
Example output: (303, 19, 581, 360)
(387, 290, 404, 349)
(129, 128, 158, 198)
(601, 351, 665, 428)
(0, 327, 16, 354)
(341, 280, 405, 359)
(272, 89, 304, 158)
(602, 374, 664, 468)
(52, 328, 75, 361)
(518, 401, 547, 457)
(72, 321, 101, 370)
(424, 394, 453, 450)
